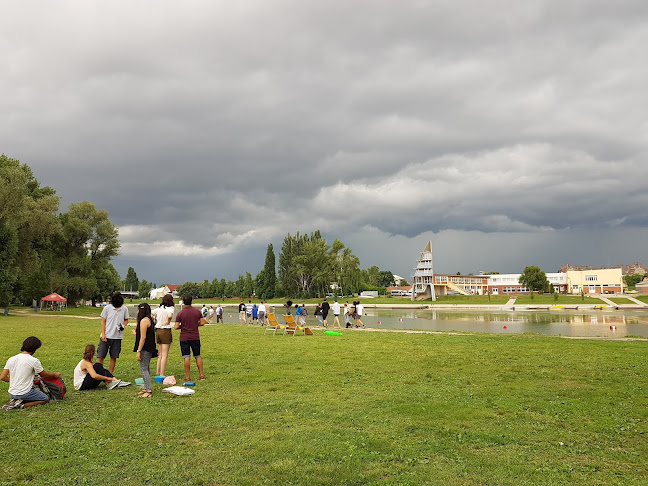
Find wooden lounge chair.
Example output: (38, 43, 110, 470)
(283, 314, 312, 336)
(264, 313, 284, 335)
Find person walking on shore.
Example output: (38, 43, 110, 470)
(355, 301, 364, 328)
(321, 299, 330, 328)
(238, 300, 247, 325)
(331, 299, 341, 329)
(258, 301, 266, 326)
(216, 304, 224, 323)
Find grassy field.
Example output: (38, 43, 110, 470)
(512, 295, 606, 305)
(0, 314, 646, 485)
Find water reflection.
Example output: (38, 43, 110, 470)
(130, 304, 648, 338)
(361, 309, 648, 337)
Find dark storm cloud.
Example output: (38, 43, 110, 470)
(2, 1, 647, 281)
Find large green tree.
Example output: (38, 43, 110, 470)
(256, 244, 276, 299)
(278, 232, 361, 298)
(52, 201, 120, 305)
(123, 267, 139, 292)
(519, 266, 549, 293)
(0, 154, 60, 309)
(138, 279, 153, 299)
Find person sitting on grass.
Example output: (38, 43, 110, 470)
(73, 344, 123, 391)
(1, 336, 61, 410)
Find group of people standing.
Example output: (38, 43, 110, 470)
(1, 292, 209, 409)
(313, 299, 364, 328)
(201, 304, 224, 324)
(285, 298, 365, 328)
(88, 292, 208, 399)
(239, 300, 270, 325)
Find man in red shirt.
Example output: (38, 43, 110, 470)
(174, 295, 208, 382)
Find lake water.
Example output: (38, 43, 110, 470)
(359, 308, 648, 338)
(136, 305, 648, 338)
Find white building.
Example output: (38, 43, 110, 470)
(412, 241, 436, 301)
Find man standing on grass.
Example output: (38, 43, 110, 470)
(175, 295, 208, 381)
(98, 292, 129, 374)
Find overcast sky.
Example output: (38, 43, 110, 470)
(2, 1, 648, 285)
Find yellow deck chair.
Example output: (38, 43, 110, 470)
(283, 314, 312, 336)
(265, 313, 285, 335)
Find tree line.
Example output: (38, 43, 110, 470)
(0, 155, 121, 310)
(166, 232, 401, 300)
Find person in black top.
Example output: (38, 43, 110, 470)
(238, 300, 247, 325)
(134, 303, 156, 398)
(321, 299, 330, 328)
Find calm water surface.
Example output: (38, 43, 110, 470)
(135, 305, 648, 338)
(361, 308, 648, 338)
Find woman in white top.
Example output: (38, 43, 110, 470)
(152, 294, 175, 376)
(74, 344, 121, 390)
(355, 301, 364, 328)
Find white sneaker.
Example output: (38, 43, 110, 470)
(107, 379, 122, 390)
(1, 399, 23, 410)
(117, 381, 131, 387)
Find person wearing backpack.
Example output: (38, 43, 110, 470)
(1, 336, 61, 410)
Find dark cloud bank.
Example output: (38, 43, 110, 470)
(2, 1, 647, 283)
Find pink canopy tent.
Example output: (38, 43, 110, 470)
(40, 292, 67, 311)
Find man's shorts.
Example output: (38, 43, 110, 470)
(156, 328, 173, 345)
(97, 338, 122, 359)
(11, 387, 49, 402)
(180, 340, 201, 359)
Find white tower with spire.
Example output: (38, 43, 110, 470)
(412, 240, 436, 301)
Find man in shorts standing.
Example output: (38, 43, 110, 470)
(98, 292, 129, 374)
(175, 295, 208, 382)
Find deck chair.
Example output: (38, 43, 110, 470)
(283, 314, 312, 336)
(264, 313, 285, 335)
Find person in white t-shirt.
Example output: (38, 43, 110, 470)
(257, 301, 266, 326)
(1, 336, 61, 409)
(355, 301, 364, 328)
(98, 292, 129, 374)
(331, 299, 342, 329)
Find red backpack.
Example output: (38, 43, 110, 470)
(34, 375, 67, 400)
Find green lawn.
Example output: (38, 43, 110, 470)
(513, 295, 606, 305)
(0, 315, 646, 485)
(607, 298, 636, 305)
